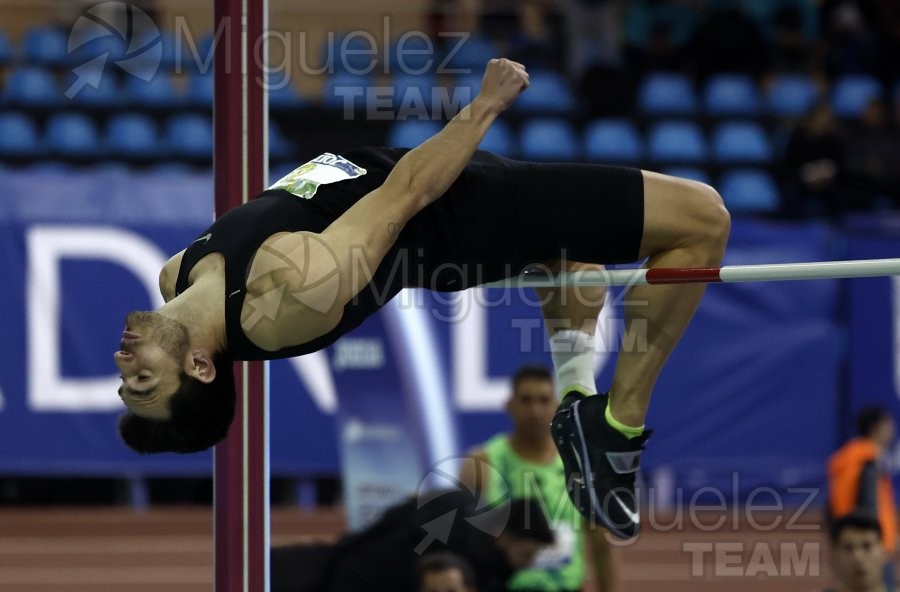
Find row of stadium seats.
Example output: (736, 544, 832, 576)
(3, 65, 898, 119)
(0, 26, 498, 73)
(389, 118, 781, 165)
(0, 109, 783, 167)
(0, 111, 294, 160)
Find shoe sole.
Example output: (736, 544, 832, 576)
(551, 398, 635, 539)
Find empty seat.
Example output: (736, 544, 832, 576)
(268, 121, 294, 160)
(443, 36, 495, 72)
(327, 34, 378, 74)
(23, 26, 68, 65)
(165, 114, 212, 159)
(704, 74, 762, 116)
(647, 121, 707, 163)
(0, 112, 41, 157)
(386, 120, 442, 148)
(832, 75, 882, 117)
(127, 74, 183, 107)
(583, 119, 643, 164)
(519, 118, 579, 161)
(513, 71, 576, 113)
(6, 67, 60, 107)
(639, 72, 698, 115)
(323, 72, 373, 110)
(187, 72, 214, 106)
(719, 168, 780, 214)
(392, 73, 438, 111)
(0, 29, 13, 64)
(46, 112, 103, 158)
(478, 120, 515, 157)
(662, 167, 711, 185)
(105, 113, 160, 158)
(767, 74, 819, 117)
(269, 81, 306, 110)
(388, 33, 435, 74)
(65, 66, 120, 107)
(711, 122, 773, 164)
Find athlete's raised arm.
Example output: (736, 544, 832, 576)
(242, 59, 530, 351)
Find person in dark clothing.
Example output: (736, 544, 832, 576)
(783, 100, 845, 217)
(842, 98, 900, 208)
(415, 552, 478, 592)
(270, 491, 554, 592)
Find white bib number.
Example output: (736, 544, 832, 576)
(269, 153, 367, 199)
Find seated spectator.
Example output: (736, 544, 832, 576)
(623, 0, 696, 74)
(768, 3, 818, 73)
(783, 100, 846, 217)
(270, 491, 554, 592)
(843, 98, 900, 208)
(416, 552, 478, 592)
(821, 0, 883, 77)
(824, 514, 892, 592)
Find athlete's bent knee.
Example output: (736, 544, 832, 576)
(686, 182, 730, 252)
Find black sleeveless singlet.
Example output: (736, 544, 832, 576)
(173, 147, 410, 361)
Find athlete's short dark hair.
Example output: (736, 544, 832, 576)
(856, 406, 892, 438)
(414, 552, 476, 591)
(118, 355, 236, 454)
(511, 364, 553, 392)
(830, 513, 883, 543)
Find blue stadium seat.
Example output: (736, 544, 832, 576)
(386, 120, 442, 148)
(127, 74, 183, 107)
(662, 167, 711, 185)
(46, 112, 103, 158)
(519, 119, 579, 161)
(583, 119, 643, 164)
(328, 34, 379, 74)
(767, 74, 819, 117)
(647, 121, 707, 163)
(444, 36, 496, 72)
(639, 73, 698, 115)
(478, 120, 515, 157)
(704, 74, 762, 116)
(0, 112, 41, 157)
(165, 114, 212, 159)
(832, 75, 882, 117)
(187, 72, 214, 107)
(105, 113, 160, 158)
(323, 73, 373, 110)
(23, 27, 68, 65)
(268, 122, 294, 160)
(388, 33, 435, 74)
(711, 122, 773, 164)
(269, 81, 306, 110)
(66, 66, 120, 107)
(392, 73, 438, 111)
(514, 71, 576, 113)
(6, 67, 60, 107)
(719, 168, 780, 214)
(0, 29, 12, 64)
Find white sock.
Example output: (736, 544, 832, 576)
(549, 330, 596, 396)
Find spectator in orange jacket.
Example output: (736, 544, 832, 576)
(828, 406, 897, 585)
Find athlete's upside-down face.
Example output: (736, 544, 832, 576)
(113, 311, 190, 420)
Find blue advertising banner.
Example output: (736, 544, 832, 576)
(0, 168, 877, 506)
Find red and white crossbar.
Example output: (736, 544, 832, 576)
(486, 258, 900, 288)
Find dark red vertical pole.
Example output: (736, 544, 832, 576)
(213, 0, 269, 590)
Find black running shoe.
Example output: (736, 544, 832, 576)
(551, 391, 652, 539)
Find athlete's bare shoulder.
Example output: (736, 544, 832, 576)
(159, 249, 186, 302)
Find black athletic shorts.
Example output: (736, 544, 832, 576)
(392, 150, 645, 291)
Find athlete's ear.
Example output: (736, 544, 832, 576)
(188, 351, 217, 384)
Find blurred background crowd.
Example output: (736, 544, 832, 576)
(1, 0, 898, 220)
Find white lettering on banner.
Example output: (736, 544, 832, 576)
(894, 276, 900, 400)
(27, 226, 167, 411)
(288, 352, 338, 413)
(332, 338, 385, 371)
(452, 290, 615, 411)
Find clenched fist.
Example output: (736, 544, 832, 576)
(477, 58, 530, 114)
